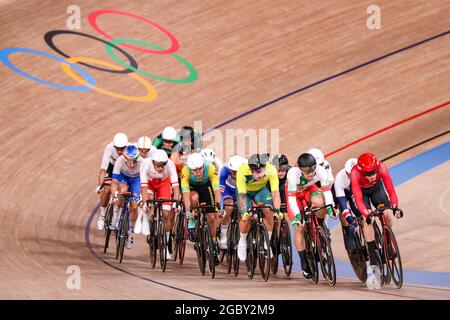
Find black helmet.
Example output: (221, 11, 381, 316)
(271, 154, 289, 170)
(178, 126, 202, 153)
(248, 153, 269, 170)
(297, 153, 317, 169)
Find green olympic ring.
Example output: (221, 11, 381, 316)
(105, 38, 198, 84)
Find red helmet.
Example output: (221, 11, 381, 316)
(357, 153, 380, 174)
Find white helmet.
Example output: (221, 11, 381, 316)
(200, 148, 215, 162)
(152, 149, 168, 164)
(187, 152, 204, 170)
(307, 148, 325, 165)
(345, 158, 358, 174)
(113, 133, 128, 148)
(227, 155, 247, 171)
(137, 136, 152, 149)
(162, 126, 177, 141)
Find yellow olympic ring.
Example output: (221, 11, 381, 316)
(60, 57, 157, 102)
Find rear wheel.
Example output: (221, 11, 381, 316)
(118, 211, 128, 264)
(103, 202, 114, 254)
(257, 224, 271, 282)
(383, 225, 403, 288)
(148, 214, 157, 269)
(270, 222, 279, 275)
(280, 219, 293, 276)
(344, 226, 367, 282)
(158, 211, 167, 272)
(232, 221, 240, 277)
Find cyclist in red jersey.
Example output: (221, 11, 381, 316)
(351, 152, 403, 288)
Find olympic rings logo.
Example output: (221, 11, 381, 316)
(0, 9, 198, 102)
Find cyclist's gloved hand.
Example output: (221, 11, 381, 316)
(394, 207, 403, 219)
(291, 214, 303, 227)
(365, 212, 375, 225)
(274, 208, 283, 220)
(142, 201, 149, 213)
(242, 211, 251, 222)
(327, 206, 338, 220)
(113, 191, 120, 204)
(185, 211, 192, 220)
(95, 185, 102, 194)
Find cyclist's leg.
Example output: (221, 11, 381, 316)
(127, 176, 141, 226)
(307, 185, 327, 222)
(220, 190, 235, 249)
(236, 191, 254, 261)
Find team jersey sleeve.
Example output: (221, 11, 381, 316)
(379, 162, 398, 208)
(316, 165, 334, 206)
(267, 164, 279, 192)
(208, 164, 220, 191)
(112, 156, 123, 180)
(219, 167, 228, 194)
(167, 160, 179, 186)
(236, 166, 247, 194)
(334, 170, 348, 211)
(180, 166, 191, 193)
(100, 143, 111, 170)
(140, 158, 150, 187)
(351, 169, 370, 217)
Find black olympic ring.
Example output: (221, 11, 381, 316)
(44, 30, 138, 74)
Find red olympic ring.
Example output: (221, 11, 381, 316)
(88, 9, 180, 55)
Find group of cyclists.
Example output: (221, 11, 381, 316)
(95, 125, 403, 289)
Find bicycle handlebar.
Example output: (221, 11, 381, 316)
(366, 206, 404, 224)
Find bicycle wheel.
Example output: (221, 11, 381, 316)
(103, 202, 114, 253)
(317, 226, 336, 286)
(245, 224, 256, 279)
(232, 221, 240, 277)
(158, 212, 167, 272)
(270, 222, 279, 275)
(118, 211, 129, 264)
(177, 212, 187, 265)
(172, 212, 180, 262)
(203, 223, 216, 279)
(374, 222, 388, 286)
(195, 220, 206, 275)
(383, 225, 403, 288)
(115, 212, 122, 260)
(148, 214, 157, 269)
(344, 226, 367, 282)
(257, 224, 271, 282)
(226, 221, 234, 274)
(280, 219, 293, 276)
(304, 225, 319, 284)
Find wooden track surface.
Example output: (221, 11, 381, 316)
(0, 0, 449, 299)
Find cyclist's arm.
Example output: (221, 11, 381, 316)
(379, 162, 399, 208)
(208, 164, 221, 205)
(334, 170, 350, 211)
(111, 157, 123, 197)
(140, 159, 150, 202)
(180, 166, 191, 211)
(219, 166, 228, 195)
(236, 167, 247, 213)
(286, 168, 301, 219)
(316, 165, 334, 206)
(98, 144, 112, 185)
(168, 160, 180, 201)
(350, 170, 370, 217)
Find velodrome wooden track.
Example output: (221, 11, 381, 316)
(0, 0, 449, 299)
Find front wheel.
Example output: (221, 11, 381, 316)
(257, 224, 271, 282)
(204, 223, 216, 279)
(304, 226, 319, 284)
(383, 225, 403, 288)
(317, 226, 336, 286)
(148, 214, 157, 269)
(280, 220, 293, 276)
(245, 225, 256, 279)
